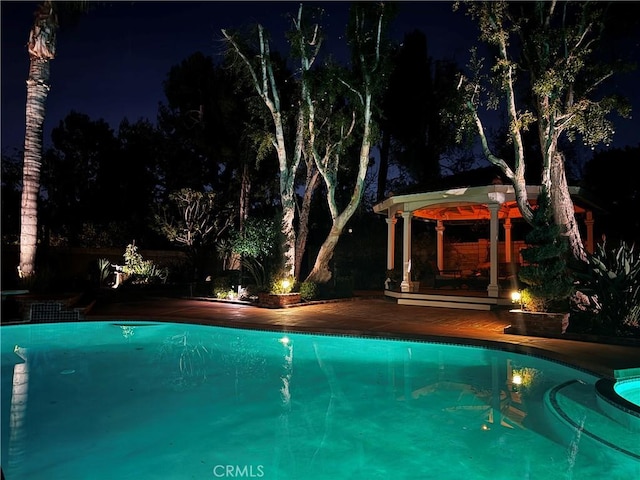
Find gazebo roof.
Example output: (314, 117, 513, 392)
(372, 184, 601, 222)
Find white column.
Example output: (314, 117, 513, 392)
(487, 204, 500, 298)
(385, 217, 397, 270)
(436, 220, 445, 272)
(503, 218, 512, 263)
(401, 211, 413, 292)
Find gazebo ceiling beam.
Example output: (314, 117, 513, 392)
(382, 185, 590, 221)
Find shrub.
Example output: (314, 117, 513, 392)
(230, 217, 282, 292)
(299, 281, 319, 302)
(573, 240, 640, 336)
(121, 243, 169, 285)
(212, 276, 234, 299)
(518, 188, 573, 312)
(269, 275, 295, 294)
(520, 289, 549, 313)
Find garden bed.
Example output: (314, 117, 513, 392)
(257, 292, 302, 308)
(501, 309, 569, 337)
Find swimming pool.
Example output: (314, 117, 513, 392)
(614, 378, 640, 407)
(1, 321, 638, 479)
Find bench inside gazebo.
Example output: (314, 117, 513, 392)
(373, 184, 598, 310)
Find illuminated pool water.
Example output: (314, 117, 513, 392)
(1, 322, 638, 479)
(615, 379, 640, 407)
(595, 375, 640, 433)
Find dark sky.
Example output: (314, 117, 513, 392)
(1, 1, 638, 156)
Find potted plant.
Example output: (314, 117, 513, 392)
(503, 189, 573, 337)
(257, 275, 301, 308)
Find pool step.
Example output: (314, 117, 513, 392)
(544, 380, 640, 461)
(398, 298, 493, 310)
(595, 378, 640, 432)
(2, 292, 94, 324)
(386, 291, 508, 310)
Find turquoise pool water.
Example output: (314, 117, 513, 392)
(615, 379, 640, 407)
(1, 321, 638, 479)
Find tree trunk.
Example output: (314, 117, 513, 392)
(228, 163, 251, 271)
(294, 165, 320, 279)
(550, 151, 587, 262)
(539, 122, 586, 263)
(19, 2, 57, 279)
(306, 93, 374, 284)
(306, 225, 342, 283)
(221, 28, 301, 279)
(280, 186, 297, 277)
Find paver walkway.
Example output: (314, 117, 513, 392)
(86, 293, 640, 380)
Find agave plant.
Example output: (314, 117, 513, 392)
(97, 258, 111, 286)
(574, 240, 640, 336)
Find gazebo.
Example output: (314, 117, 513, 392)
(373, 184, 598, 310)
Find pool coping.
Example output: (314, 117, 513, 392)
(4, 294, 639, 382)
(2, 313, 627, 383)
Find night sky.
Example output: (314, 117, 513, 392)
(1, 1, 638, 157)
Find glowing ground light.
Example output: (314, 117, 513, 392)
(279, 336, 290, 346)
(511, 290, 523, 309)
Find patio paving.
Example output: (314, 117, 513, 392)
(85, 292, 640, 380)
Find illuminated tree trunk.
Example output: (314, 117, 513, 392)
(459, 1, 619, 265)
(294, 162, 319, 280)
(550, 152, 586, 262)
(305, 4, 388, 283)
(222, 27, 303, 278)
(226, 4, 388, 283)
(19, 1, 58, 278)
(306, 96, 374, 283)
(228, 163, 252, 270)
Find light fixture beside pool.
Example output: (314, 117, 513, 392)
(511, 290, 523, 309)
(512, 374, 523, 386)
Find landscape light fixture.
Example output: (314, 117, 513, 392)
(511, 290, 523, 310)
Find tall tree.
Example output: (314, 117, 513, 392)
(222, 6, 322, 279)
(41, 111, 119, 246)
(305, 2, 394, 282)
(157, 52, 233, 194)
(18, 1, 89, 277)
(376, 30, 460, 199)
(454, 1, 632, 262)
(158, 52, 277, 270)
(18, 1, 58, 278)
(224, 3, 394, 284)
(114, 118, 168, 246)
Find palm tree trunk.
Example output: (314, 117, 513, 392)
(19, 2, 57, 278)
